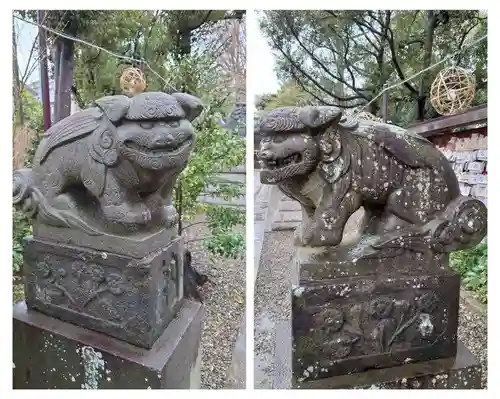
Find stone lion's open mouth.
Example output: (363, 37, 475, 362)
(124, 136, 193, 156)
(264, 153, 302, 170)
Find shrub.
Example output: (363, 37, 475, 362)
(450, 242, 487, 303)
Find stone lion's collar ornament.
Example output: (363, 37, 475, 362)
(257, 105, 487, 388)
(257, 105, 487, 256)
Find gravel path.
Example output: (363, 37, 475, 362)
(457, 298, 487, 388)
(255, 229, 488, 389)
(184, 215, 245, 389)
(254, 230, 294, 388)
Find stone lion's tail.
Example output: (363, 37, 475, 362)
(429, 196, 487, 253)
(371, 196, 487, 257)
(13, 169, 102, 236)
(13, 169, 39, 217)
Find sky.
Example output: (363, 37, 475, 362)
(14, 18, 41, 86)
(247, 12, 280, 96)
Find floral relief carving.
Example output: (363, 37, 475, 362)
(36, 259, 128, 319)
(36, 260, 72, 300)
(309, 292, 443, 359)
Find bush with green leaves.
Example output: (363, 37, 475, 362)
(450, 242, 487, 303)
(166, 55, 246, 258)
(12, 91, 43, 274)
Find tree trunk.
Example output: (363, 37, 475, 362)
(53, 38, 75, 123)
(52, 41, 61, 121)
(417, 11, 438, 121)
(38, 10, 52, 131)
(178, 29, 192, 57)
(12, 19, 24, 126)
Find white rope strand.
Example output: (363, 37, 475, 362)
(354, 33, 487, 116)
(14, 14, 178, 92)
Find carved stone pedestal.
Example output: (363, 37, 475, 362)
(294, 341, 481, 389)
(23, 236, 184, 349)
(13, 301, 204, 389)
(288, 242, 485, 389)
(292, 245, 460, 382)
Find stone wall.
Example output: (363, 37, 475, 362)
(430, 127, 487, 207)
(198, 165, 246, 208)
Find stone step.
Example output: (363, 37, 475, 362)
(212, 173, 246, 184)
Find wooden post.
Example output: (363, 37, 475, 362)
(37, 10, 51, 131)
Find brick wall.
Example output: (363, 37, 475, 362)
(430, 127, 487, 206)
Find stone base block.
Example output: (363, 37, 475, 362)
(13, 301, 204, 389)
(23, 236, 184, 348)
(294, 341, 481, 389)
(292, 246, 460, 381)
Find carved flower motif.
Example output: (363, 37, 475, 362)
(38, 261, 66, 284)
(106, 273, 125, 296)
(72, 262, 105, 284)
(369, 297, 394, 319)
(317, 308, 344, 332)
(322, 334, 359, 358)
(416, 292, 438, 313)
(38, 261, 51, 278)
(55, 268, 67, 279)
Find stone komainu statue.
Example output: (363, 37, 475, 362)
(257, 106, 487, 256)
(13, 91, 202, 235)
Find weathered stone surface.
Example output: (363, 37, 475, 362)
(13, 92, 203, 238)
(34, 224, 177, 259)
(292, 245, 460, 381)
(13, 300, 204, 389)
(295, 341, 481, 389)
(23, 236, 184, 349)
(256, 105, 487, 255)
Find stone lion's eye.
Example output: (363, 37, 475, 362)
(140, 122, 154, 129)
(273, 135, 286, 143)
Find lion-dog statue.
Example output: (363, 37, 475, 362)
(257, 106, 487, 256)
(13, 91, 202, 235)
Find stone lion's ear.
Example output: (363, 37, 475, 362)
(94, 95, 131, 122)
(299, 106, 343, 130)
(171, 93, 204, 122)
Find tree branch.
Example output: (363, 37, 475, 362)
(283, 14, 368, 100)
(455, 20, 481, 65)
(386, 26, 418, 95)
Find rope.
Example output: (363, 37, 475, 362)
(353, 33, 487, 116)
(13, 14, 178, 92)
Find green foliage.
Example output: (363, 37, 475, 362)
(205, 229, 245, 259)
(203, 206, 245, 257)
(12, 209, 32, 274)
(256, 80, 313, 111)
(18, 89, 44, 132)
(13, 90, 43, 274)
(450, 242, 487, 303)
(206, 206, 245, 231)
(170, 56, 246, 258)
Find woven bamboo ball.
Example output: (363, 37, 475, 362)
(120, 67, 146, 95)
(430, 67, 476, 115)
